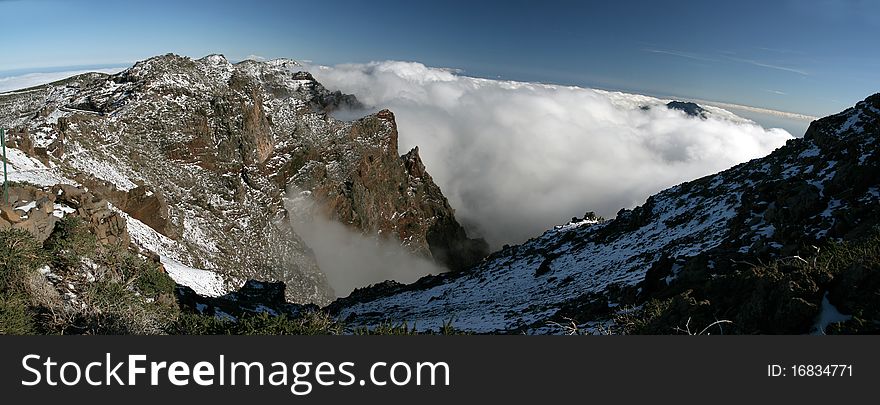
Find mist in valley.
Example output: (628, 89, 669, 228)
(284, 188, 446, 298)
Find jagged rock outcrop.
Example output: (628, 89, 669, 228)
(285, 110, 488, 270)
(1, 187, 57, 242)
(0, 53, 486, 304)
(71, 174, 176, 238)
(0, 183, 129, 247)
(52, 184, 130, 247)
(331, 93, 880, 334)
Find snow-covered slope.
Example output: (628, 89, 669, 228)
(1, 142, 232, 297)
(3, 146, 73, 186)
(331, 93, 880, 333)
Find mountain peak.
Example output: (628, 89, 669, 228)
(199, 53, 229, 65)
(666, 100, 708, 118)
(805, 92, 879, 145)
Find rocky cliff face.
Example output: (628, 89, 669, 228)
(286, 113, 488, 271)
(0, 54, 486, 305)
(330, 93, 880, 334)
(0, 183, 130, 248)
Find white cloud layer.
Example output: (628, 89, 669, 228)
(307, 61, 794, 248)
(0, 68, 124, 93)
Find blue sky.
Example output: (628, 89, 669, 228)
(1, 0, 878, 116)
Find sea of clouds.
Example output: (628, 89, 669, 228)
(306, 61, 794, 248)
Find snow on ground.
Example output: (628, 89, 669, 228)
(811, 292, 852, 335)
(122, 210, 230, 297)
(32, 126, 60, 148)
(52, 203, 76, 218)
(65, 142, 139, 191)
(837, 110, 865, 135)
(160, 256, 227, 297)
(181, 214, 220, 255)
(119, 212, 184, 260)
(3, 147, 75, 186)
(14, 200, 37, 213)
(45, 109, 71, 125)
(798, 145, 821, 159)
(339, 177, 744, 333)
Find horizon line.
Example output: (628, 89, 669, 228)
(0, 56, 837, 120)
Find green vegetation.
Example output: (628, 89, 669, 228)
(615, 229, 880, 334)
(135, 265, 177, 299)
(350, 318, 463, 335)
(43, 217, 97, 269)
(0, 229, 47, 334)
(0, 293, 37, 335)
(2, 221, 462, 335)
(174, 311, 344, 335)
(0, 219, 179, 335)
(351, 320, 421, 335)
(173, 312, 464, 335)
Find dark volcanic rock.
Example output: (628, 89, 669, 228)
(176, 279, 316, 320)
(666, 101, 708, 118)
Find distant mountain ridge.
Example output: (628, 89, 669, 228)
(666, 101, 708, 118)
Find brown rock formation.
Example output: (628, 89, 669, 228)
(286, 110, 488, 271)
(1, 183, 129, 248)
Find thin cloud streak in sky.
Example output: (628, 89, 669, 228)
(309, 61, 794, 248)
(693, 98, 816, 120)
(643, 49, 719, 62)
(725, 56, 809, 76)
(644, 48, 810, 77)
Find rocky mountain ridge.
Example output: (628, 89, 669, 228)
(0, 53, 487, 306)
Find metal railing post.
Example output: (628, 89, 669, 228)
(2, 128, 7, 206)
